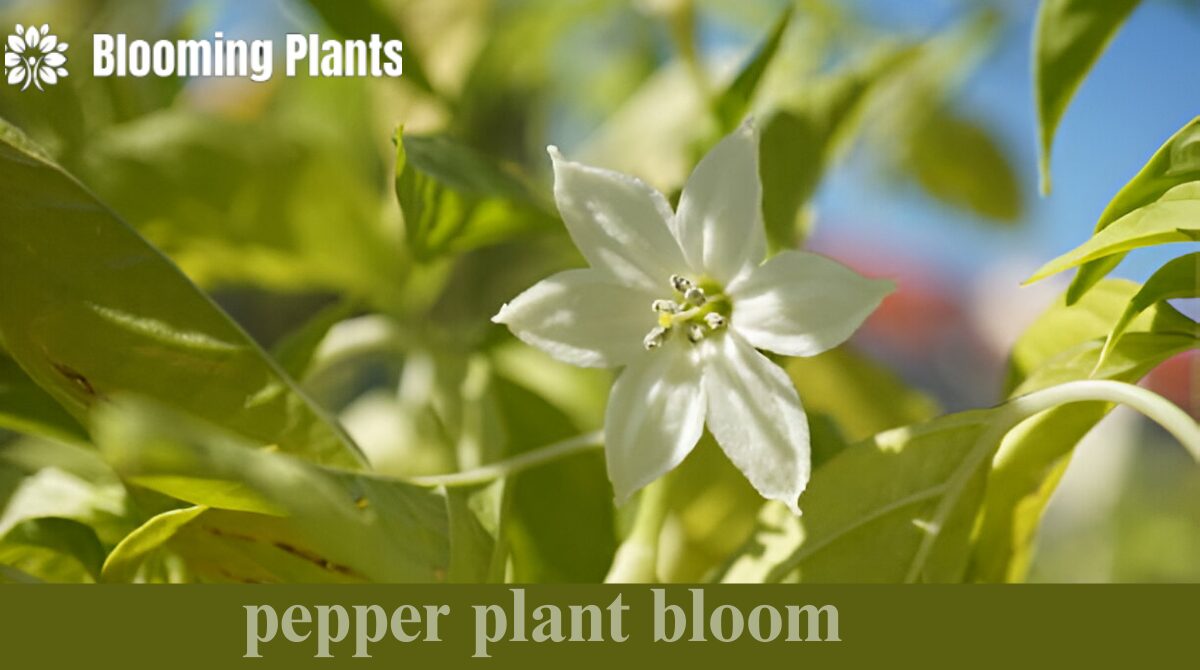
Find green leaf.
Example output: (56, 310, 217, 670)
(1096, 252, 1199, 370)
(1064, 117, 1200, 302)
(0, 517, 105, 581)
(0, 120, 362, 468)
(968, 279, 1197, 582)
(0, 352, 88, 445)
(445, 480, 508, 583)
(102, 506, 206, 583)
(786, 345, 940, 443)
(301, 0, 434, 95)
(717, 409, 996, 583)
(906, 108, 1023, 223)
(760, 46, 916, 250)
(1027, 182, 1200, 284)
(395, 129, 557, 261)
(92, 399, 451, 583)
(713, 7, 793, 133)
(1034, 0, 1141, 193)
(270, 300, 358, 382)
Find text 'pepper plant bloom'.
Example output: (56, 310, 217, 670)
(493, 121, 893, 514)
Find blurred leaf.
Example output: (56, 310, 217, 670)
(714, 7, 793, 133)
(760, 45, 916, 249)
(93, 399, 451, 583)
(1096, 252, 1199, 369)
(1034, 0, 1141, 193)
(395, 129, 557, 261)
(102, 506, 205, 583)
(785, 345, 940, 442)
(490, 374, 616, 582)
(0, 120, 362, 468)
(0, 517, 104, 581)
(271, 299, 358, 382)
(0, 352, 88, 445)
(301, 0, 433, 95)
(970, 280, 1197, 582)
(906, 108, 1022, 223)
(1063, 116, 1200, 302)
(445, 480, 508, 583)
(1027, 182, 1200, 284)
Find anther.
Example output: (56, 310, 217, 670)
(652, 299, 680, 313)
(670, 274, 694, 293)
(643, 326, 668, 350)
(704, 313, 726, 329)
(687, 324, 706, 343)
(683, 287, 707, 306)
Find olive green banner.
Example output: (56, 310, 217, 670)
(0, 585, 1190, 667)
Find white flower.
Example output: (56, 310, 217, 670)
(5, 24, 69, 91)
(493, 120, 893, 513)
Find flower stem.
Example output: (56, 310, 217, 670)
(408, 431, 604, 488)
(605, 479, 671, 583)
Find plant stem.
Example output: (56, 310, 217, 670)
(408, 431, 604, 488)
(605, 479, 671, 583)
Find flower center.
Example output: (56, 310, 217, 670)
(642, 274, 731, 350)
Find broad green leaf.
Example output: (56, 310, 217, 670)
(1034, 0, 1141, 193)
(713, 7, 793, 133)
(1027, 182, 1200, 284)
(0, 517, 105, 581)
(1006, 279, 1195, 391)
(395, 129, 557, 261)
(717, 409, 995, 583)
(760, 45, 916, 250)
(970, 280, 1197, 582)
(1064, 117, 1200, 302)
(0, 352, 88, 445)
(92, 400, 450, 583)
(0, 121, 362, 468)
(1096, 252, 1199, 369)
(490, 374, 616, 582)
(906, 108, 1022, 223)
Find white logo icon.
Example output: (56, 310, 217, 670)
(4, 24, 68, 91)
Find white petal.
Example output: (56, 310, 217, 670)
(605, 347, 706, 505)
(7, 65, 24, 85)
(548, 146, 687, 291)
(4, 52, 19, 68)
(25, 28, 39, 48)
(702, 333, 809, 514)
(8, 35, 25, 53)
(493, 268, 655, 368)
(728, 250, 894, 357)
(672, 119, 767, 285)
(41, 35, 57, 52)
(44, 52, 65, 67)
(39, 67, 57, 85)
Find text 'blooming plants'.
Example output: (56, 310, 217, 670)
(494, 121, 893, 513)
(4, 24, 68, 91)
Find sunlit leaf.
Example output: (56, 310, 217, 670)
(1034, 0, 1141, 193)
(1027, 182, 1200, 284)
(0, 352, 88, 445)
(0, 121, 363, 468)
(713, 7, 793, 133)
(395, 129, 557, 261)
(93, 399, 451, 583)
(1064, 117, 1200, 302)
(759, 45, 916, 250)
(1096, 252, 1199, 370)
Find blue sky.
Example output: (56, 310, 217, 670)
(820, 0, 1199, 282)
